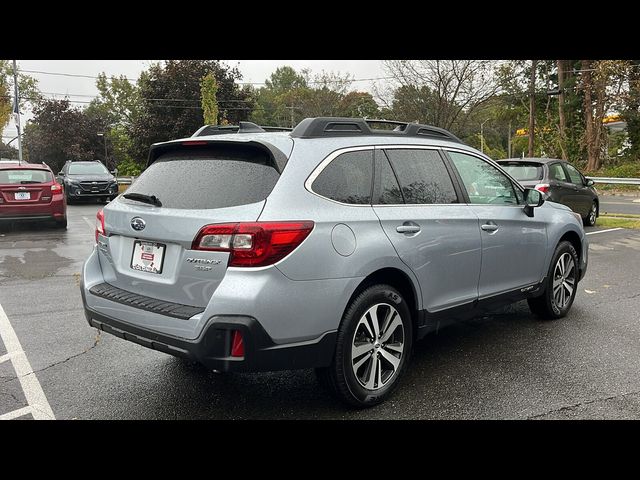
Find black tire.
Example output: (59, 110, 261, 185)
(66, 193, 74, 205)
(54, 217, 67, 229)
(527, 240, 579, 320)
(583, 201, 597, 227)
(316, 284, 413, 408)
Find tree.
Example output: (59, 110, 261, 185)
(86, 73, 141, 126)
(201, 73, 219, 125)
(382, 60, 500, 131)
(338, 92, 380, 118)
(0, 61, 41, 131)
(129, 60, 254, 163)
(580, 60, 628, 171)
(623, 60, 640, 159)
(264, 66, 308, 95)
(23, 99, 107, 173)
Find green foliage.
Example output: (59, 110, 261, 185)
(200, 73, 219, 125)
(86, 73, 141, 126)
(595, 161, 640, 178)
(114, 156, 142, 176)
(23, 99, 108, 172)
(129, 60, 254, 162)
(0, 61, 41, 130)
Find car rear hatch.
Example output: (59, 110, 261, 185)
(0, 168, 54, 210)
(96, 140, 289, 309)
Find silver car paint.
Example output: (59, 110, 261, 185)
(83, 130, 587, 348)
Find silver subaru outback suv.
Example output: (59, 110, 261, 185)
(81, 117, 588, 407)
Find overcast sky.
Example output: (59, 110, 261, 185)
(2, 60, 386, 143)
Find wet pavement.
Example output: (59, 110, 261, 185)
(1, 203, 640, 419)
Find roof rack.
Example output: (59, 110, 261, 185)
(192, 121, 293, 137)
(290, 117, 463, 143)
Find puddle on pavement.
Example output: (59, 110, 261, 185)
(0, 248, 74, 280)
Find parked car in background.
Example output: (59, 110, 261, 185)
(57, 160, 119, 204)
(497, 158, 599, 226)
(0, 161, 67, 228)
(81, 118, 589, 407)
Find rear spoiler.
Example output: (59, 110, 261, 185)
(146, 138, 288, 173)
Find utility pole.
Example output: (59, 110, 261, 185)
(480, 119, 489, 153)
(12, 60, 23, 163)
(507, 121, 512, 158)
(528, 59, 537, 157)
(287, 105, 295, 128)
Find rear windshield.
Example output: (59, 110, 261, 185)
(499, 162, 543, 181)
(68, 163, 109, 175)
(0, 169, 52, 184)
(124, 145, 280, 209)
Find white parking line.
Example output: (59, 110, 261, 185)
(586, 228, 624, 236)
(0, 302, 55, 420)
(0, 406, 33, 420)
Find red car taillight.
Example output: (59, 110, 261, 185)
(95, 208, 106, 243)
(191, 221, 314, 267)
(51, 183, 62, 192)
(534, 183, 550, 194)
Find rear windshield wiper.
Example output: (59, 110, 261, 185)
(122, 192, 162, 207)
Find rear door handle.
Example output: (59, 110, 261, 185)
(481, 222, 499, 232)
(396, 222, 421, 234)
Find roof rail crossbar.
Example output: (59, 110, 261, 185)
(192, 122, 293, 137)
(290, 117, 463, 143)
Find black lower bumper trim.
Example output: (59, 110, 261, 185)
(84, 307, 337, 372)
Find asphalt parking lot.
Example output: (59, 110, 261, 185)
(1, 203, 640, 420)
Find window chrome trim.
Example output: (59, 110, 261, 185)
(304, 145, 375, 207)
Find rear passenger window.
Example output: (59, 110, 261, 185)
(312, 150, 373, 204)
(384, 149, 458, 204)
(549, 163, 569, 182)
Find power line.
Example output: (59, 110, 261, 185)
(20, 68, 394, 86)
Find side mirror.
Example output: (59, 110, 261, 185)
(523, 188, 544, 217)
(585, 178, 595, 187)
(58, 171, 65, 177)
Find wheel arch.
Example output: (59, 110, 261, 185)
(345, 267, 421, 336)
(558, 230, 582, 262)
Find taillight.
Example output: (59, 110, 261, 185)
(534, 183, 550, 194)
(230, 330, 244, 358)
(95, 208, 105, 243)
(51, 183, 62, 192)
(192, 221, 314, 267)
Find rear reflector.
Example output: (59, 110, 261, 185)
(181, 141, 208, 146)
(231, 330, 244, 358)
(192, 221, 314, 267)
(534, 183, 550, 194)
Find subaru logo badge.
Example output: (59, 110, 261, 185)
(131, 217, 146, 231)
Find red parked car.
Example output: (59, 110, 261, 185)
(0, 161, 67, 228)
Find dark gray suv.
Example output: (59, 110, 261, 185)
(57, 160, 119, 204)
(81, 118, 589, 407)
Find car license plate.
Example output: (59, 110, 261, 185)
(15, 192, 30, 200)
(130, 240, 166, 274)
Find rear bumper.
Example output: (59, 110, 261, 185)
(0, 194, 66, 220)
(83, 304, 336, 372)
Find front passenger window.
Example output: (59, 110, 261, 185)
(448, 151, 519, 205)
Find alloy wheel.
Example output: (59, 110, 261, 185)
(552, 252, 576, 309)
(351, 303, 404, 390)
